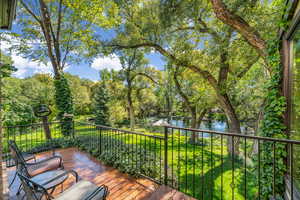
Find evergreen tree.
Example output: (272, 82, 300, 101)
(93, 83, 110, 126)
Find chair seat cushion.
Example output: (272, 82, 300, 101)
(55, 180, 107, 200)
(27, 157, 62, 177)
(31, 170, 69, 190)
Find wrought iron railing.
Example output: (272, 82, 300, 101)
(3, 121, 300, 199)
(164, 125, 300, 200)
(2, 121, 65, 167)
(74, 121, 165, 183)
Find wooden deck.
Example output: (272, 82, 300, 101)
(7, 148, 195, 200)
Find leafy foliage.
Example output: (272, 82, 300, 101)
(93, 83, 110, 126)
(54, 74, 74, 136)
(259, 41, 287, 199)
(0, 64, 17, 78)
(78, 135, 159, 177)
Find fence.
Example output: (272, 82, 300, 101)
(74, 121, 165, 183)
(2, 122, 65, 167)
(3, 121, 300, 199)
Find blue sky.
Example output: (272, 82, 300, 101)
(0, 24, 166, 81)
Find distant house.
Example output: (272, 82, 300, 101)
(0, 0, 17, 30)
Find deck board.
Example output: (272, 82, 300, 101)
(6, 147, 195, 200)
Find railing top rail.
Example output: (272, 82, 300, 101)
(4, 121, 61, 128)
(76, 121, 164, 140)
(164, 125, 300, 145)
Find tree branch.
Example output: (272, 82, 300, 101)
(131, 72, 158, 85)
(56, 0, 63, 42)
(210, 0, 267, 57)
(218, 51, 229, 87)
(110, 42, 219, 89)
(236, 56, 259, 79)
(173, 67, 194, 114)
(20, 0, 42, 25)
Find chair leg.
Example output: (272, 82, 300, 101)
(16, 183, 22, 195)
(9, 171, 17, 188)
(49, 186, 56, 194)
(20, 193, 25, 200)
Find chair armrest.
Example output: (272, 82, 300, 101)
(42, 170, 79, 186)
(26, 155, 63, 168)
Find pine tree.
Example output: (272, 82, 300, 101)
(93, 83, 110, 126)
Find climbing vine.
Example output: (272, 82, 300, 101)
(54, 74, 74, 136)
(259, 40, 287, 199)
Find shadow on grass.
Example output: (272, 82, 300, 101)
(175, 154, 257, 200)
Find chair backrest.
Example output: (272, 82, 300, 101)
(17, 171, 50, 200)
(8, 140, 29, 176)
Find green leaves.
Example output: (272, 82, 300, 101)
(54, 74, 74, 136)
(65, 0, 120, 28)
(93, 82, 110, 126)
(258, 42, 287, 199)
(0, 63, 17, 78)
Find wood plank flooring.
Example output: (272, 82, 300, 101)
(6, 148, 195, 200)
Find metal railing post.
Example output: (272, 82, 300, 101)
(72, 120, 75, 139)
(164, 126, 168, 185)
(99, 127, 102, 155)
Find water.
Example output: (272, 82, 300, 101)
(149, 117, 249, 137)
(170, 119, 227, 132)
(168, 118, 227, 138)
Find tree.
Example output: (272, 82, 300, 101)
(13, 0, 118, 135)
(107, 0, 275, 154)
(0, 50, 16, 200)
(209, 0, 267, 58)
(93, 82, 110, 126)
(208, 1, 288, 197)
(65, 74, 93, 115)
(171, 64, 215, 143)
(15, 0, 79, 135)
(119, 50, 157, 130)
(97, 70, 127, 126)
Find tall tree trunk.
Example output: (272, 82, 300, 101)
(127, 84, 135, 130)
(217, 92, 241, 155)
(42, 116, 51, 140)
(190, 109, 198, 143)
(166, 91, 172, 123)
(251, 103, 264, 156)
(173, 69, 198, 143)
(196, 108, 208, 128)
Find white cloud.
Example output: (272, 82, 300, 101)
(11, 54, 52, 78)
(1, 36, 53, 78)
(91, 54, 122, 71)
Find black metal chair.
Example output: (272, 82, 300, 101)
(8, 140, 65, 195)
(17, 172, 109, 200)
(6, 149, 36, 188)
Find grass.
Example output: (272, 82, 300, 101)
(3, 122, 258, 200)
